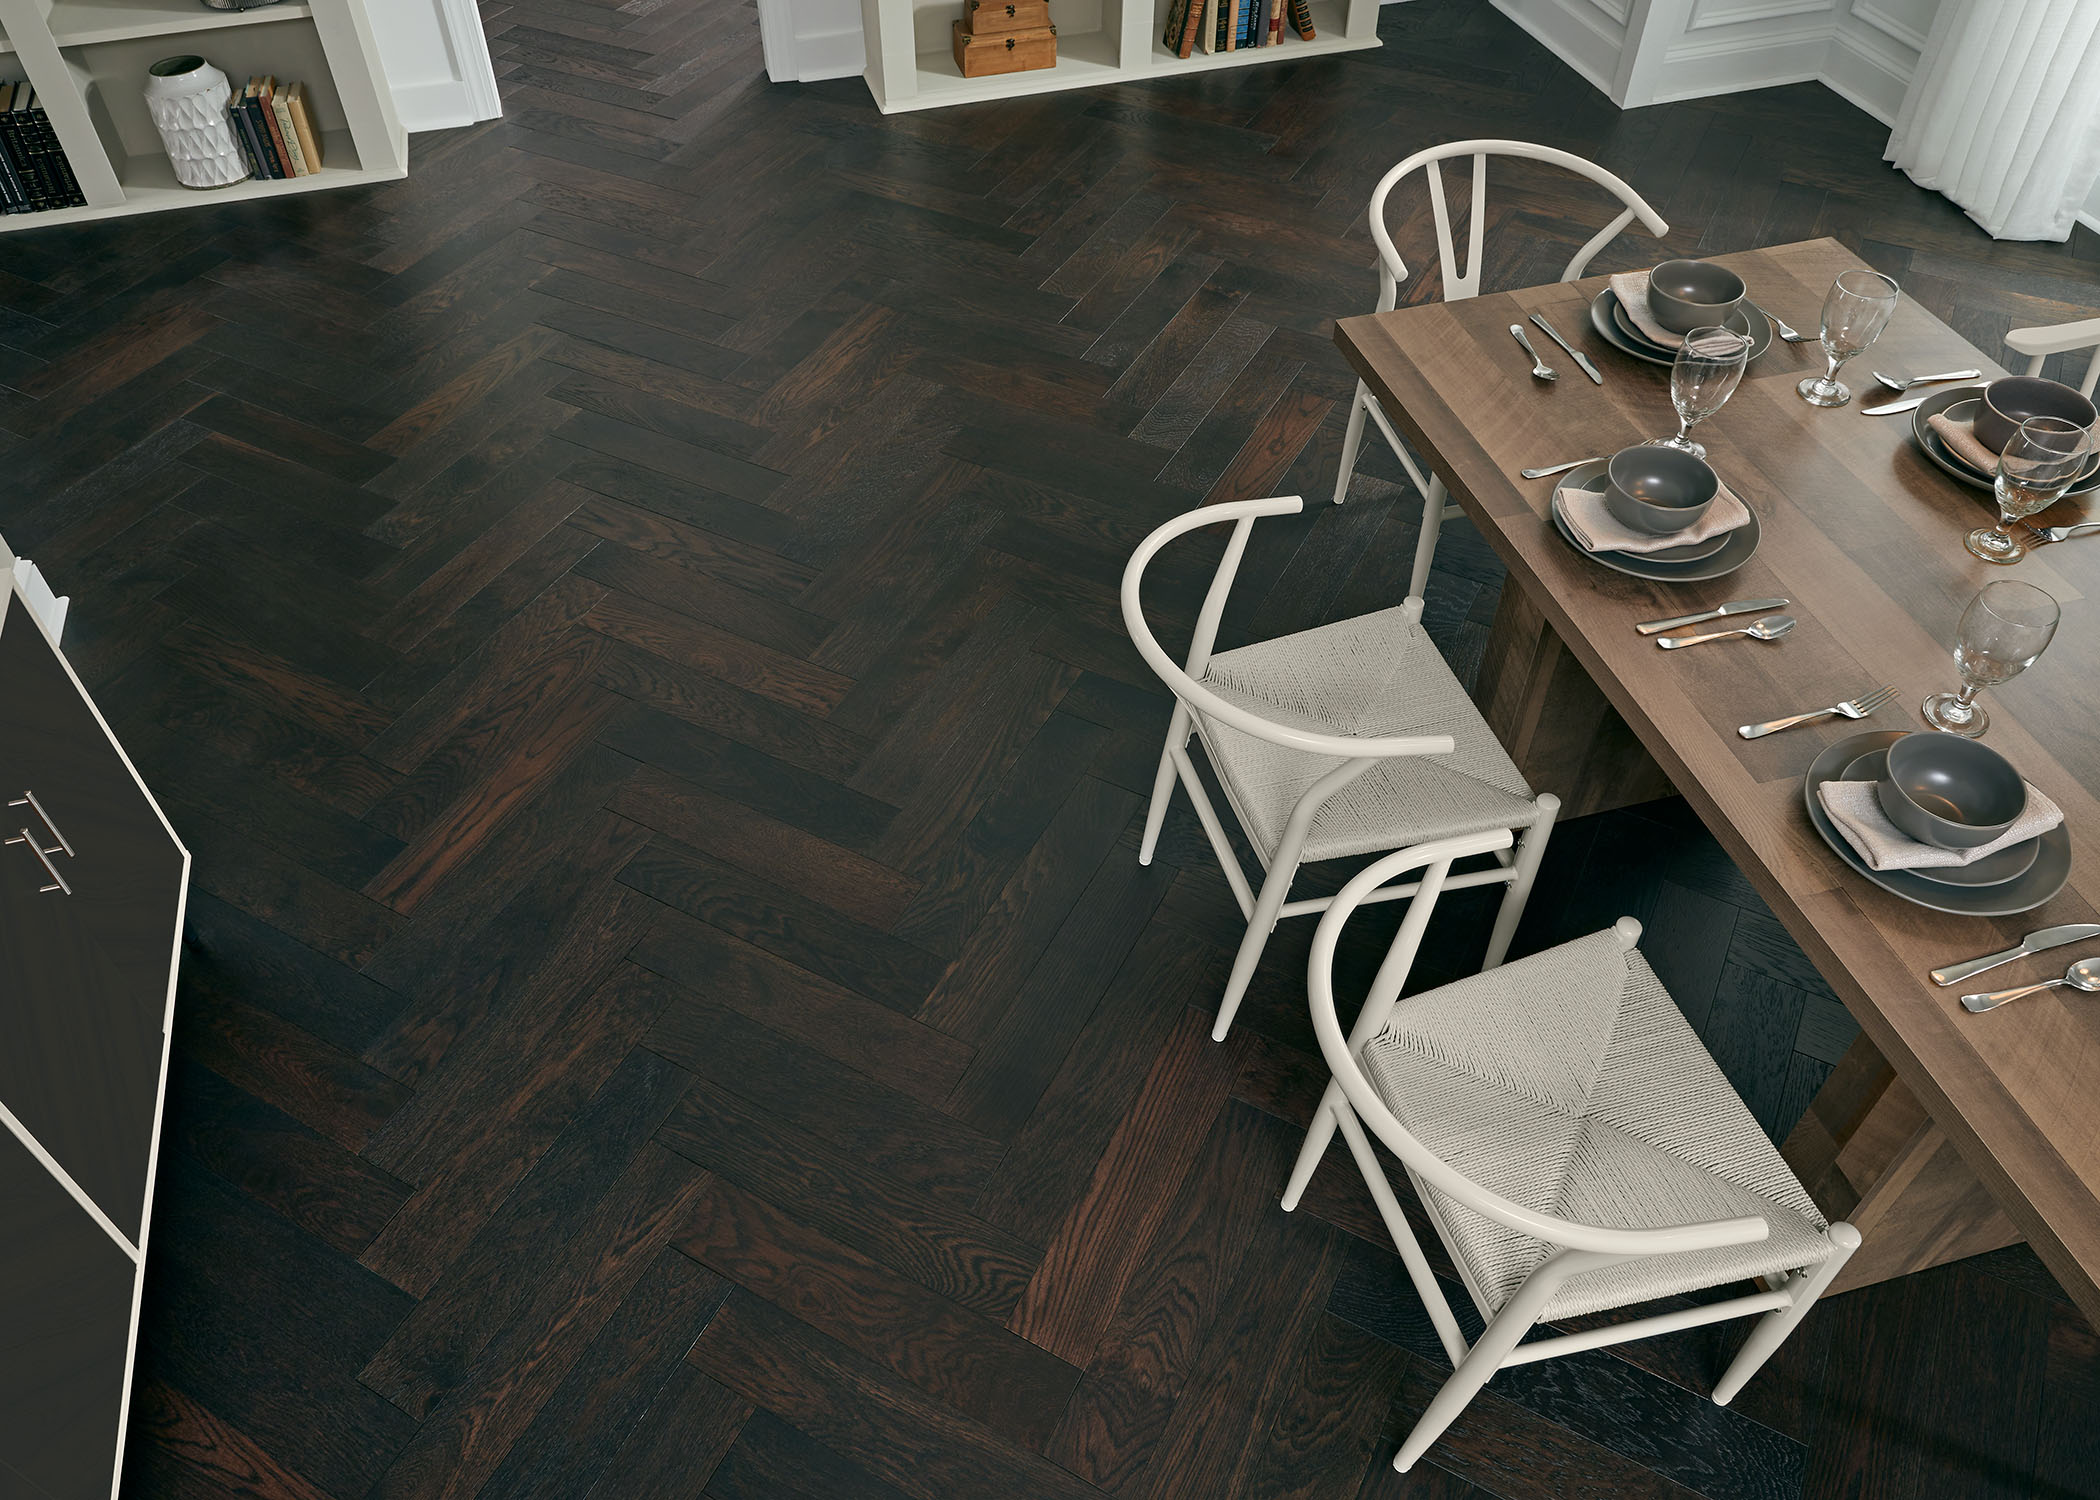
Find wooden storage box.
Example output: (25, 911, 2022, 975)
(960, 0, 1053, 34)
(952, 19, 1056, 74)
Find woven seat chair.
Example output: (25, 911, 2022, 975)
(1283, 829, 1860, 1474)
(1333, 141, 1668, 598)
(2006, 315, 2100, 396)
(1122, 495, 1558, 1042)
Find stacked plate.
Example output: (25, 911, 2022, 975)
(1588, 288, 1775, 368)
(1909, 385, 2100, 496)
(1549, 460, 1759, 582)
(1803, 731, 2071, 916)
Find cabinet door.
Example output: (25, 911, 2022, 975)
(0, 1124, 135, 1500)
(0, 603, 185, 1245)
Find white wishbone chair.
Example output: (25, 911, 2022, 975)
(1122, 495, 1559, 1042)
(2006, 315, 2100, 397)
(1333, 140, 1669, 598)
(1283, 832, 1860, 1474)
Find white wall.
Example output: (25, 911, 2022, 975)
(368, 0, 504, 131)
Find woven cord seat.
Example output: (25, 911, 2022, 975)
(1281, 834, 1860, 1476)
(1361, 929, 1833, 1321)
(1199, 606, 1538, 862)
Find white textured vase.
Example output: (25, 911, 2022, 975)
(144, 56, 248, 189)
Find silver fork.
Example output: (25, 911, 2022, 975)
(2021, 519, 2100, 546)
(1738, 684, 1898, 740)
(1765, 309, 1813, 343)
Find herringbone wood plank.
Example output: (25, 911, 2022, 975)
(1, 1, 2092, 1497)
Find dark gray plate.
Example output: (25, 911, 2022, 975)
(1590, 288, 1774, 367)
(1806, 732, 2070, 915)
(1550, 461, 1759, 582)
(1908, 387, 2100, 497)
(1837, 750, 2040, 887)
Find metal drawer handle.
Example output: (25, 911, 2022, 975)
(5, 829, 70, 894)
(9, 791, 72, 858)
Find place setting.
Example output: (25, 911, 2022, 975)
(1795, 580, 2071, 917)
(1590, 257, 1779, 367)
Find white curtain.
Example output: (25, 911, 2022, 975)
(1886, 0, 2100, 242)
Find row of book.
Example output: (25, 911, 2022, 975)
(1162, 0, 1316, 56)
(0, 83, 85, 214)
(228, 76, 324, 181)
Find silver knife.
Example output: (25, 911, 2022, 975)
(1529, 314, 1603, 385)
(1931, 924, 2100, 987)
(1635, 598, 1791, 636)
(1861, 383, 1987, 417)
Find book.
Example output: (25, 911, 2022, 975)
(1267, 0, 1282, 45)
(1162, 0, 1188, 50)
(254, 77, 297, 176)
(231, 97, 270, 179)
(1197, 0, 1217, 52)
(1288, 0, 1314, 37)
(1173, 0, 1206, 57)
(267, 79, 308, 175)
(0, 84, 22, 214)
(19, 88, 84, 207)
(242, 79, 280, 177)
(1, 85, 47, 212)
(285, 83, 323, 172)
(1224, 0, 1240, 50)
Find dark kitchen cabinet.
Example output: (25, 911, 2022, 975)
(0, 581, 187, 1500)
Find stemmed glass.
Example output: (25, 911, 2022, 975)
(1965, 416, 2096, 564)
(1797, 269, 1900, 408)
(1647, 326, 1750, 458)
(1921, 580, 2060, 738)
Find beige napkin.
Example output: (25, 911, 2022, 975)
(1609, 270, 1690, 350)
(1558, 473, 1751, 555)
(1926, 411, 2000, 474)
(1817, 779, 2062, 870)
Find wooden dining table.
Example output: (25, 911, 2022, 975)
(1335, 237, 2100, 1328)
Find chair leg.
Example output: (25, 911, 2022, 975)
(1332, 381, 1371, 506)
(1394, 1304, 1539, 1472)
(1213, 853, 1300, 1041)
(1407, 473, 1449, 600)
(1280, 1081, 1344, 1210)
(1712, 1222, 1861, 1406)
(1139, 704, 1190, 867)
(1483, 794, 1558, 969)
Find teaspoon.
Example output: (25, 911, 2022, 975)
(1657, 613, 1796, 649)
(1962, 957, 2100, 1013)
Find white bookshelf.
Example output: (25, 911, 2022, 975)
(0, 0, 401, 231)
(861, 0, 1378, 111)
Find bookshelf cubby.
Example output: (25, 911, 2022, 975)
(861, 0, 1377, 111)
(0, 0, 401, 230)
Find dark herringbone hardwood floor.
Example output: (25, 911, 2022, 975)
(2, 1, 2095, 1496)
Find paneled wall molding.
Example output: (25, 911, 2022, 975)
(1589, 0, 1632, 24)
(1685, 0, 1830, 31)
(1849, 0, 1928, 52)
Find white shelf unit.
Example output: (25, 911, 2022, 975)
(861, 0, 1378, 111)
(0, 0, 401, 231)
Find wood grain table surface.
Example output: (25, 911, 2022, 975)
(1336, 236, 2100, 1325)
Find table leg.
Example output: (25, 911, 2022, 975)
(1781, 1030, 2024, 1295)
(1474, 581, 1675, 818)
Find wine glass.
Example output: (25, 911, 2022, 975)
(1965, 416, 2095, 564)
(1648, 326, 1750, 458)
(1921, 580, 2059, 737)
(1796, 269, 1899, 409)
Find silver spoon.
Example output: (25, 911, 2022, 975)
(1765, 310, 1812, 343)
(1962, 956, 2100, 1013)
(1873, 366, 1984, 392)
(1510, 324, 1557, 381)
(1520, 456, 1605, 479)
(1657, 613, 1796, 649)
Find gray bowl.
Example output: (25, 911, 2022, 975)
(1603, 446, 1718, 535)
(1973, 376, 2098, 454)
(1875, 732, 2025, 850)
(1647, 259, 1747, 335)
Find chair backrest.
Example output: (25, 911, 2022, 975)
(1366, 140, 1669, 313)
(2006, 316, 2100, 398)
(1304, 836, 1769, 1262)
(1120, 496, 1457, 763)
